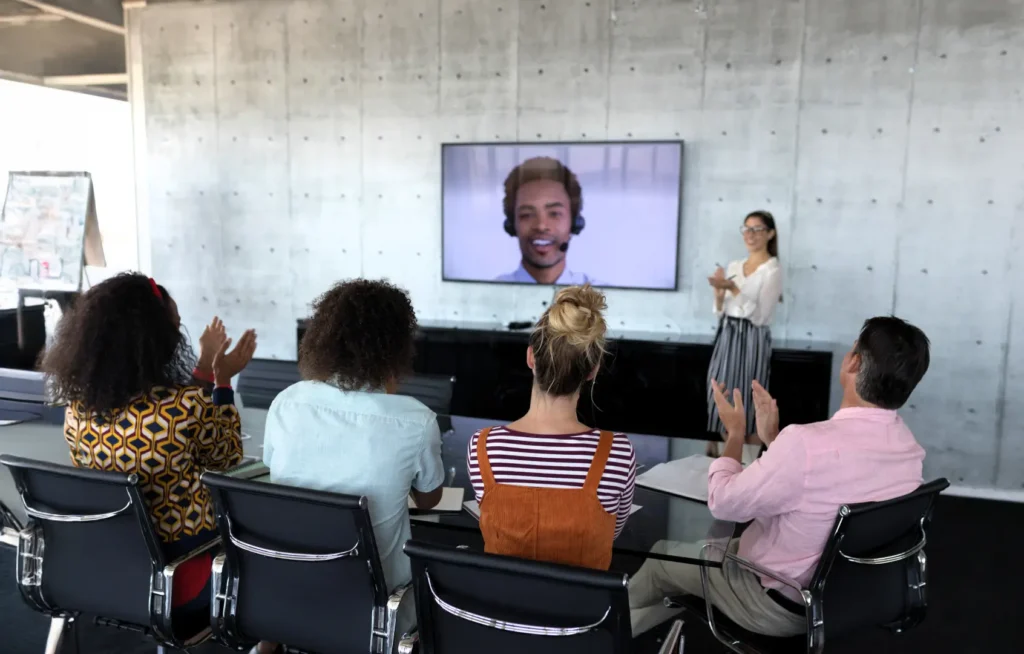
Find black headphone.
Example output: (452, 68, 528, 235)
(504, 209, 585, 237)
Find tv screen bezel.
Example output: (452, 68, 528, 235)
(440, 139, 685, 292)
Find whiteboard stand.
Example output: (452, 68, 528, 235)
(0, 172, 105, 353)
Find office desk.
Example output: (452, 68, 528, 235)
(0, 407, 736, 567)
(231, 412, 738, 567)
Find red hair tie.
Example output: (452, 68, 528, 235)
(149, 278, 163, 300)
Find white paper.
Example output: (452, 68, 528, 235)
(409, 487, 465, 512)
(462, 500, 642, 520)
(635, 454, 716, 502)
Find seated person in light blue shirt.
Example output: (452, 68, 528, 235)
(263, 279, 444, 610)
(495, 156, 601, 286)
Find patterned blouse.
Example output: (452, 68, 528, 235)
(64, 385, 243, 543)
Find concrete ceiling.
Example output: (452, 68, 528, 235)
(0, 0, 126, 100)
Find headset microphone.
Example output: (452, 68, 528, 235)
(559, 241, 569, 253)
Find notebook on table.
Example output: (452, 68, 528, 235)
(635, 454, 718, 502)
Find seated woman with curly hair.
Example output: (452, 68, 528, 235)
(261, 279, 444, 651)
(41, 272, 257, 633)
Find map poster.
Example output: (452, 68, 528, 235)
(0, 171, 105, 293)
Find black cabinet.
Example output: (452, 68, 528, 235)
(298, 319, 834, 439)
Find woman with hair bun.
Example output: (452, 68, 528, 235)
(467, 285, 636, 570)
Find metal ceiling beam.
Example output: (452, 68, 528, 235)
(0, 14, 64, 25)
(43, 73, 127, 86)
(8, 0, 125, 35)
(0, 68, 127, 100)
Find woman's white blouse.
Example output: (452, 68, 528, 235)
(713, 257, 782, 327)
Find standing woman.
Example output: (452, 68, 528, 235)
(706, 211, 783, 441)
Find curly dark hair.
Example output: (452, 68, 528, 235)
(299, 279, 418, 390)
(41, 272, 195, 414)
(502, 156, 583, 222)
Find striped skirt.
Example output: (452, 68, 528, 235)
(706, 316, 772, 436)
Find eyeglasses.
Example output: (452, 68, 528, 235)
(740, 226, 769, 235)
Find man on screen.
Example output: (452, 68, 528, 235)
(496, 157, 599, 285)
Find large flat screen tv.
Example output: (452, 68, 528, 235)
(441, 141, 683, 291)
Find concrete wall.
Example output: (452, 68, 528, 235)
(127, 0, 1024, 491)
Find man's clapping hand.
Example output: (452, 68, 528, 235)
(751, 380, 780, 446)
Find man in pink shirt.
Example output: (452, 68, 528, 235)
(630, 317, 930, 637)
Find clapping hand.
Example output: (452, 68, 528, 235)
(707, 267, 735, 294)
(751, 381, 780, 446)
(197, 317, 227, 374)
(212, 329, 258, 387)
(710, 378, 746, 441)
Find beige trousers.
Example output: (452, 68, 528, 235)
(629, 539, 806, 638)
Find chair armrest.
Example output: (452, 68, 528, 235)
(164, 536, 223, 575)
(700, 540, 806, 593)
(388, 582, 413, 613)
(723, 550, 805, 595)
(398, 630, 419, 654)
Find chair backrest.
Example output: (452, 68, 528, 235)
(203, 472, 388, 653)
(238, 362, 454, 423)
(0, 454, 162, 626)
(405, 540, 631, 654)
(397, 373, 455, 417)
(237, 359, 301, 409)
(810, 478, 950, 637)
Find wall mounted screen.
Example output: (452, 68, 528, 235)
(442, 141, 683, 290)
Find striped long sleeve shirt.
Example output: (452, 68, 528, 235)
(467, 426, 637, 538)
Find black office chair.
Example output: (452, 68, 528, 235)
(397, 373, 456, 433)
(203, 471, 411, 654)
(2, 498, 53, 654)
(238, 361, 456, 432)
(401, 540, 632, 654)
(0, 454, 218, 652)
(667, 478, 950, 654)
(237, 358, 301, 409)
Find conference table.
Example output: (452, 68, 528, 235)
(0, 407, 738, 569)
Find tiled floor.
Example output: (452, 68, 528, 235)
(3, 495, 1021, 653)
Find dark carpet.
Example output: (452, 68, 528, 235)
(2, 495, 1021, 653)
